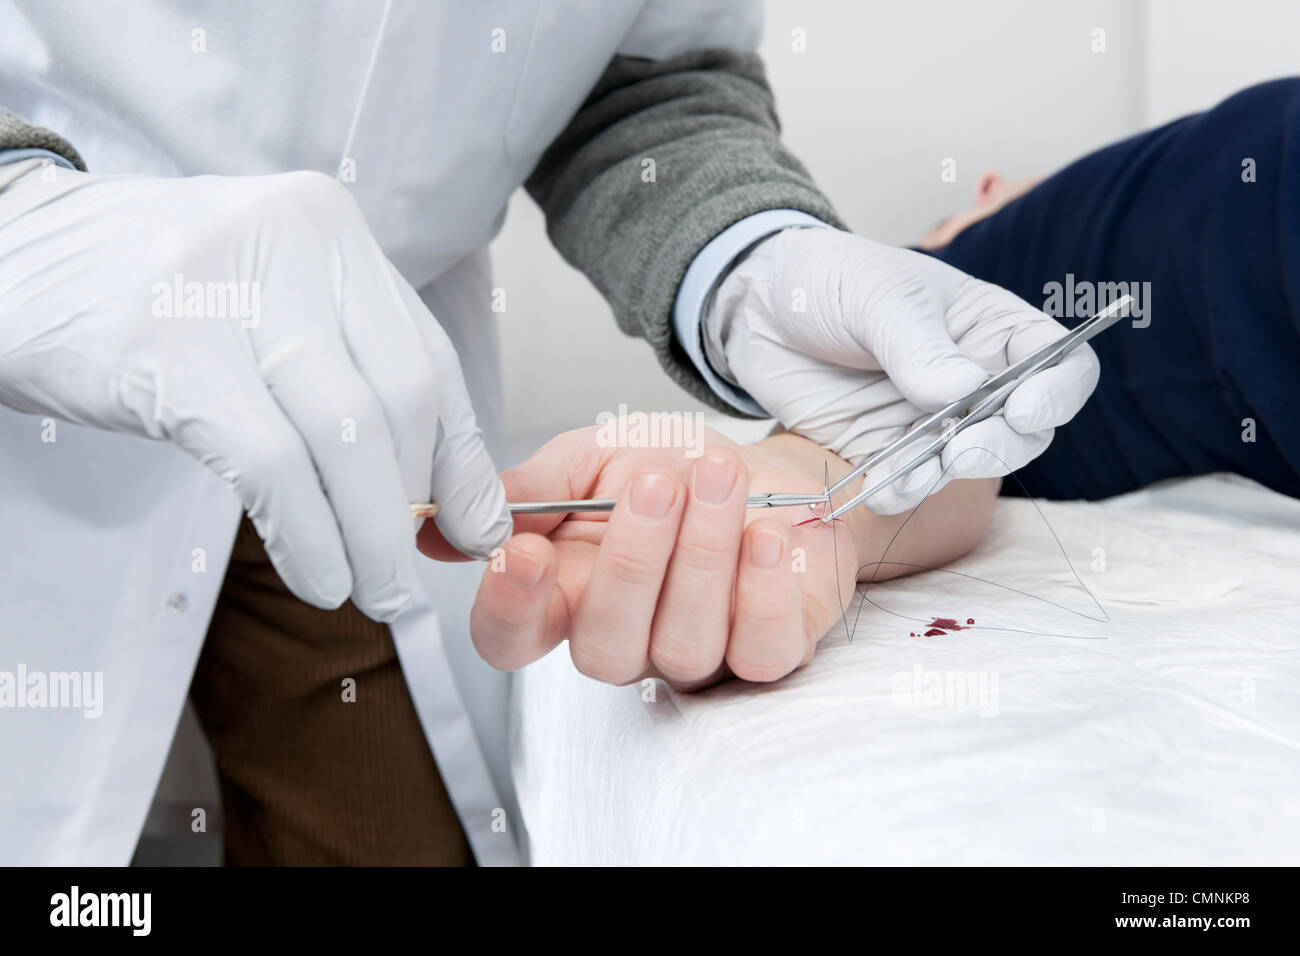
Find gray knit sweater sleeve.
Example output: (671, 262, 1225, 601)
(525, 49, 845, 413)
(0, 110, 87, 170)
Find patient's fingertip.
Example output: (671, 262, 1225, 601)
(416, 517, 470, 562)
(502, 535, 552, 590)
(471, 535, 558, 671)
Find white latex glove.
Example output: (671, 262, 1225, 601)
(706, 228, 1100, 513)
(0, 161, 511, 620)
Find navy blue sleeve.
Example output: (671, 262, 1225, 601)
(926, 78, 1300, 501)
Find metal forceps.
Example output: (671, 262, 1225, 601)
(818, 294, 1133, 523)
(409, 491, 831, 518)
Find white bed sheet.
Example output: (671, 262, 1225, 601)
(511, 472, 1300, 865)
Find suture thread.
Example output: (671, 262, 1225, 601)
(827, 446, 1110, 643)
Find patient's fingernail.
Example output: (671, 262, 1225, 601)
(749, 529, 785, 569)
(628, 473, 677, 521)
(505, 546, 545, 589)
(693, 456, 738, 504)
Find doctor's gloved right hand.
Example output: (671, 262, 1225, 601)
(706, 228, 1101, 514)
(0, 161, 511, 620)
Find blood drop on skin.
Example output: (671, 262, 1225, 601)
(791, 516, 846, 528)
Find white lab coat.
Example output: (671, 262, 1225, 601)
(0, 0, 761, 865)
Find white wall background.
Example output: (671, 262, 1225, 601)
(1144, 0, 1300, 124)
(492, 0, 1298, 440)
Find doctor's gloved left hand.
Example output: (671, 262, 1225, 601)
(706, 228, 1100, 514)
(0, 162, 512, 620)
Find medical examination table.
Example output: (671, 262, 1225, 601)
(510, 458, 1300, 865)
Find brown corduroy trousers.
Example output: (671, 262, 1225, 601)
(189, 517, 473, 866)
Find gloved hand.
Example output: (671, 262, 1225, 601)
(705, 227, 1100, 513)
(0, 161, 511, 620)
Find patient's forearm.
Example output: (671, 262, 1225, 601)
(852, 474, 999, 581)
(753, 431, 998, 582)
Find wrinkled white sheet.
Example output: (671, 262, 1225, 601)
(511, 473, 1300, 865)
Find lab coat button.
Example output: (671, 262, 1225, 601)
(165, 593, 188, 614)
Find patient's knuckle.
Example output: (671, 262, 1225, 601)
(569, 641, 641, 685)
(671, 533, 735, 572)
(726, 644, 802, 684)
(650, 634, 717, 683)
(601, 548, 661, 590)
(738, 597, 792, 628)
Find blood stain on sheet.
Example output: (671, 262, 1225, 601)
(911, 616, 974, 637)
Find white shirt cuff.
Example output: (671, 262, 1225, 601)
(0, 147, 75, 169)
(672, 209, 832, 416)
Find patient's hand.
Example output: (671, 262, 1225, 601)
(418, 424, 996, 690)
